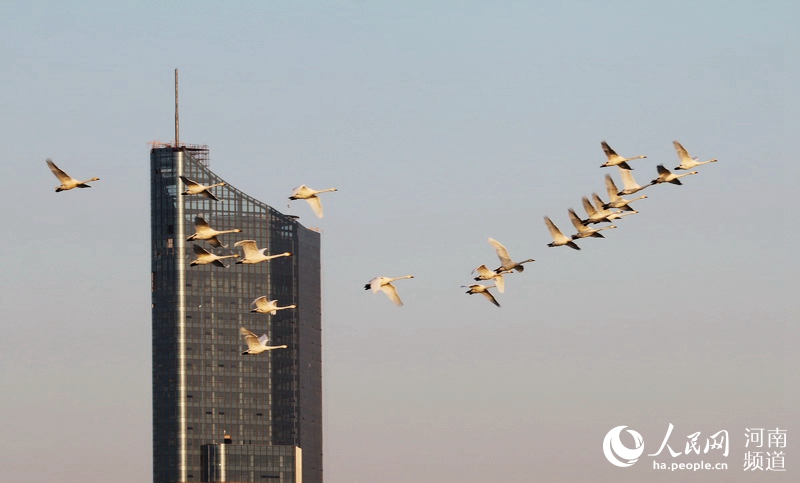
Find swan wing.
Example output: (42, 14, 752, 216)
(46, 159, 73, 183)
(656, 164, 670, 176)
(193, 244, 211, 255)
(194, 216, 211, 229)
(305, 196, 324, 218)
(481, 290, 501, 307)
(673, 141, 692, 165)
(601, 141, 619, 160)
(380, 283, 404, 306)
(257, 334, 270, 346)
(179, 176, 200, 188)
(472, 264, 492, 278)
(581, 196, 596, 216)
(567, 208, 585, 231)
(240, 327, 262, 350)
(201, 189, 221, 201)
(290, 185, 308, 198)
(488, 238, 512, 267)
(604, 174, 619, 200)
(251, 296, 268, 309)
(494, 273, 505, 293)
(618, 166, 643, 192)
(544, 216, 566, 241)
(234, 240, 259, 258)
(206, 236, 224, 248)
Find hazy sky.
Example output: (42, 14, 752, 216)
(1, 1, 798, 482)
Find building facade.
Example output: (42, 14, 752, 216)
(151, 144, 322, 482)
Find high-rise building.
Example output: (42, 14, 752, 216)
(150, 143, 322, 483)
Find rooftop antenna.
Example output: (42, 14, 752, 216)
(174, 68, 179, 147)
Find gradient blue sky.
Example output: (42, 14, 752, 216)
(1, 1, 798, 482)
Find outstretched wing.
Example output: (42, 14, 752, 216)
(544, 216, 565, 240)
(201, 189, 221, 201)
(581, 196, 596, 216)
(601, 141, 618, 159)
(251, 296, 268, 310)
(235, 240, 260, 258)
(240, 327, 262, 350)
(380, 283, 404, 306)
(305, 196, 324, 218)
(194, 216, 211, 229)
(656, 164, 670, 176)
(481, 290, 501, 307)
(604, 174, 619, 199)
(488, 238, 512, 267)
(193, 244, 211, 255)
(179, 176, 200, 188)
(673, 141, 692, 164)
(46, 159, 72, 183)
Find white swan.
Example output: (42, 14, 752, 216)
(250, 296, 297, 315)
(673, 141, 717, 170)
(179, 176, 226, 201)
(289, 185, 338, 218)
(603, 174, 647, 211)
(186, 216, 241, 248)
(234, 240, 292, 265)
(462, 284, 501, 307)
(46, 159, 100, 192)
(364, 275, 414, 306)
(240, 327, 288, 355)
(600, 141, 647, 170)
(189, 244, 239, 268)
(650, 164, 698, 186)
(568, 208, 617, 239)
(487, 238, 535, 273)
(616, 166, 650, 195)
(581, 195, 619, 225)
(472, 264, 510, 293)
(544, 216, 581, 250)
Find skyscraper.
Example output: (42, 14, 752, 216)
(150, 143, 322, 482)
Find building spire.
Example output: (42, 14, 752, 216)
(174, 68, 179, 147)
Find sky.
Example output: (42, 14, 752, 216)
(1, 1, 798, 481)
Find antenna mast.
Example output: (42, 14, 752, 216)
(174, 68, 179, 147)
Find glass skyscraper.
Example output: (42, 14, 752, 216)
(150, 144, 322, 483)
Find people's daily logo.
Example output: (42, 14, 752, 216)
(603, 425, 645, 467)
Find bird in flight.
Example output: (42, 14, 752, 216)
(46, 159, 100, 192)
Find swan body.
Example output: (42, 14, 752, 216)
(189, 244, 239, 268)
(472, 264, 510, 293)
(462, 284, 501, 307)
(603, 174, 647, 211)
(487, 238, 535, 273)
(568, 208, 617, 239)
(179, 176, 226, 201)
(581, 194, 618, 225)
(544, 216, 581, 250)
(186, 216, 241, 248)
(364, 275, 414, 306)
(600, 141, 646, 170)
(289, 185, 338, 218)
(240, 327, 288, 355)
(234, 240, 292, 264)
(616, 166, 650, 195)
(650, 165, 698, 186)
(46, 159, 100, 192)
(250, 296, 297, 315)
(673, 141, 717, 170)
